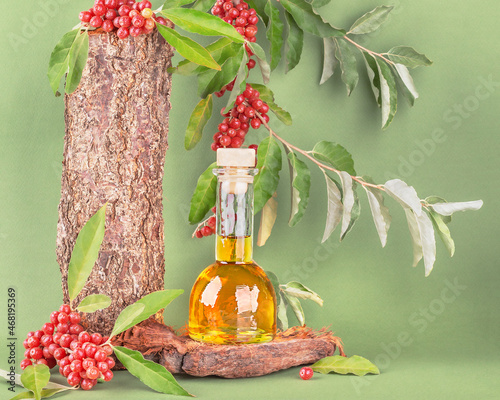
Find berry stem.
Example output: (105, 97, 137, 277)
(192, 215, 213, 238)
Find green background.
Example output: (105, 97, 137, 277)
(1, 0, 499, 399)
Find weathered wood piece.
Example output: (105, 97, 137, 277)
(112, 319, 345, 378)
(56, 29, 174, 335)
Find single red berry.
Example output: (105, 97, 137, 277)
(48, 343, 60, 355)
(100, 336, 110, 345)
(85, 345, 98, 358)
(20, 359, 32, 370)
(227, 128, 237, 138)
(223, 2, 233, 11)
(94, 349, 107, 362)
(42, 347, 52, 359)
(261, 113, 270, 123)
(30, 347, 43, 360)
(69, 324, 84, 335)
(27, 331, 35, 338)
(248, 15, 259, 25)
(132, 14, 145, 28)
(90, 333, 103, 345)
(247, 59, 256, 69)
(250, 118, 261, 129)
(260, 103, 269, 114)
(243, 86, 254, 98)
(82, 357, 96, 370)
(40, 335, 54, 348)
(59, 334, 73, 348)
(244, 107, 256, 118)
(119, 15, 132, 27)
(90, 15, 103, 28)
(42, 322, 55, 335)
(67, 371, 81, 387)
(79, 331, 91, 343)
(53, 347, 67, 360)
(235, 17, 246, 27)
(249, 8, 257, 15)
(113, 16, 121, 28)
(238, 114, 249, 123)
(235, 26, 245, 35)
(219, 135, 232, 147)
(53, 332, 63, 344)
(102, 369, 114, 381)
(47, 358, 58, 369)
(218, 123, 229, 132)
(211, 206, 217, 213)
(59, 305, 71, 314)
(81, 378, 95, 390)
(231, 137, 244, 148)
(195, 230, 204, 238)
(118, 4, 132, 16)
(105, 8, 117, 20)
(27, 336, 40, 349)
(201, 226, 213, 237)
(37, 359, 49, 366)
(73, 348, 86, 361)
(236, 3, 247, 11)
(207, 216, 216, 229)
(106, 357, 116, 369)
(213, 132, 223, 143)
(252, 99, 264, 111)
(212, 5, 222, 15)
(70, 360, 83, 373)
(156, 16, 167, 26)
(93, 4, 107, 17)
(248, 36, 257, 42)
(129, 26, 142, 37)
(117, 27, 130, 39)
(24, 349, 30, 358)
(97, 361, 109, 372)
(80, 11, 93, 23)
(229, 118, 241, 129)
(104, 0, 117, 8)
(94, 0, 105, 5)
(144, 18, 155, 30)
(50, 312, 60, 325)
(245, 25, 257, 38)
(240, 122, 249, 132)
(34, 330, 44, 339)
(102, 19, 115, 32)
(228, 7, 239, 18)
(59, 356, 71, 368)
(86, 366, 100, 380)
(23, 339, 29, 349)
(62, 364, 72, 377)
(240, 10, 250, 19)
(299, 367, 314, 380)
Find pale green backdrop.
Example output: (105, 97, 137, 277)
(1, 0, 499, 399)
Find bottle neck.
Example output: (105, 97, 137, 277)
(214, 167, 257, 263)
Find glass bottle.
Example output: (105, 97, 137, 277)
(188, 148, 277, 345)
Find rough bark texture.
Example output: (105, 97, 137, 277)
(112, 319, 345, 378)
(56, 28, 174, 335)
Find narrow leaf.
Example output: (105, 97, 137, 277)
(191, 0, 214, 12)
(312, 141, 356, 176)
(77, 294, 111, 313)
(68, 203, 107, 301)
(393, 63, 418, 106)
(284, 11, 304, 72)
(65, 29, 89, 94)
(321, 170, 343, 243)
(254, 137, 282, 213)
(431, 200, 483, 216)
(110, 303, 145, 338)
(387, 46, 433, 69)
(428, 210, 455, 257)
(157, 24, 220, 70)
(349, 5, 393, 35)
(163, 0, 195, 9)
(405, 209, 436, 276)
(277, 292, 289, 330)
(320, 38, 337, 84)
(280, 0, 345, 38)
(283, 281, 323, 306)
(161, 8, 244, 43)
(10, 388, 72, 400)
(113, 346, 192, 396)
(257, 193, 278, 246)
(224, 51, 248, 112)
(375, 58, 397, 129)
(384, 179, 422, 216)
(312, 355, 380, 376)
(404, 208, 423, 267)
(363, 183, 391, 247)
(283, 292, 305, 326)
(185, 95, 213, 150)
(338, 171, 355, 239)
(362, 52, 381, 106)
(264, 0, 284, 70)
(20, 365, 50, 400)
(287, 152, 311, 226)
(334, 38, 358, 95)
(188, 162, 217, 224)
(47, 29, 79, 95)
(341, 189, 360, 240)
(248, 42, 270, 84)
(250, 83, 292, 125)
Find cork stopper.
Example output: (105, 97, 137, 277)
(217, 148, 256, 168)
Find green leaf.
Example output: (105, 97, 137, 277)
(250, 84, 292, 125)
(321, 170, 343, 243)
(430, 200, 483, 216)
(65, 29, 89, 94)
(224, 51, 248, 112)
(277, 292, 289, 330)
(283, 281, 323, 306)
(113, 290, 184, 335)
(76, 294, 111, 313)
(283, 292, 305, 326)
(338, 171, 355, 240)
(362, 179, 391, 247)
(248, 42, 270, 84)
(348, 5, 393, 35)
(157, 24, 220, 71)
(312, 355, 380, 376)
(163, 0, 195, 9)
(375, 58, 397, 129)
(47, 29, 79, 95)
(20, 365, 50, 400)
(110, 303, 145, 338)
(428, 210, 455, 257)
(404, 209, 436, 276)
(188, 162, 218, 224)
(287, 152, 311, 226)
(247, 0, 269, 25)
(387, 46, 433, 69)
(201, 46, 244, 98)
(113, 346, 192, 396)
(312, 0, 332, 8)
(67, 203, 107, 301)
(284, 11, 304, 72)
(254, 137, 283, 213)
(312, 141, 356, 176)
(185, 95, 213, 150)
(384, 179, 422, 216)
(320, 38, 337, 85)
(393, 63, 418, 106)
(334, 38, 358, 96)
(191, 0, 214, 12)
(341, 186, 360, 240)
(280, 0, 345, 38)
(264, 0, 284, 71)
(425, 196, 451, 224)
(161, 8, 244, 43)
(362, 52, 381, 106)
(10, 388, 72, 400)
(257, 194, 278, 246)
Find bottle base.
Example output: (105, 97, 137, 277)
(188, 328, 274, 345)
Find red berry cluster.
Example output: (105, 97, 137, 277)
(211, 85, 269, 151)
(195, 207, 217, 238)
(211, 0, 259, 42)
(79, 0, 167, 39)
(20, 305, 114, 390)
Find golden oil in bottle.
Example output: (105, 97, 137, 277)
(188, 149, 277, 344)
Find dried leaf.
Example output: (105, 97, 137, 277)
(257, 194, 278, 246)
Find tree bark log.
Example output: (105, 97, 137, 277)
(112, 319, 345, 378)
(56, 28, 174, 335)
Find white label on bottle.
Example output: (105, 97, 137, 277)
(201, 276, 222, 308)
